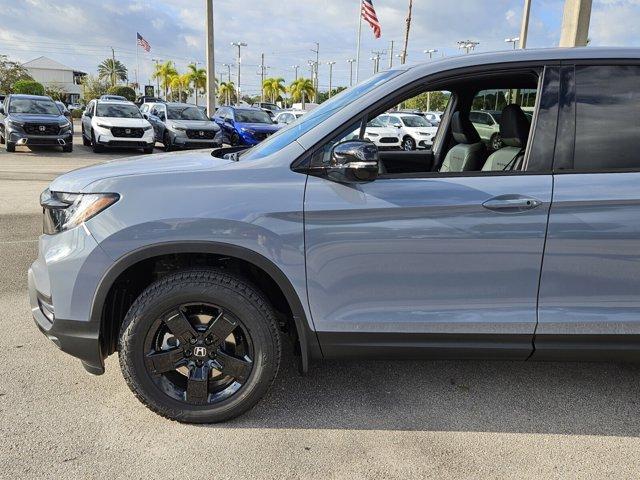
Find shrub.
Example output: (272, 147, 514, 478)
(107, 85, 136, 101)
(12, 80, 45, 96)
(71, 109, 83, 119)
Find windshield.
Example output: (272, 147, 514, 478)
(235, 110, 273, 124)
(401, 115, 431, 127)
(96, 104, 142, 118)
(167, 106, 208, 121)
(239, 69, 404, 161)
(9, 98, 60, 115)
(367, 117, 385, 127)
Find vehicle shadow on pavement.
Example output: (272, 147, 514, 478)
(220, 348, 640, 435)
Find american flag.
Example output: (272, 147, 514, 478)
(361, 0, 381, 39)
(137, 32, 151, 52)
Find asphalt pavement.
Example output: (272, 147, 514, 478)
(1, 126, 639, 479)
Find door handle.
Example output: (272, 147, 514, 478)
(482, 195, 542, 213)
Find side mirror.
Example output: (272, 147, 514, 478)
(393, 123, 402, 128)
(327, 140, 379, 183)
(0, 105, 4, 115)
(225, 118, 234, 125)
(159, 113, 166, 121)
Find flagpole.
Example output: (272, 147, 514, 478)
(355, 1, 362, 84)
(135, 34, 140, 94)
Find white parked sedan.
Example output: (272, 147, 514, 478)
(363, 116, 401, 149)
(81, 99, 155, 153)
(379, 113, 438, 150)
(274, 110, 305, 125)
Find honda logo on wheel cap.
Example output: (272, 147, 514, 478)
(193, 346, 207, 357)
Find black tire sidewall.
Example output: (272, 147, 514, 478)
(119, 270, 280, 423)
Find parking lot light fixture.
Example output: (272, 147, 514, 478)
(347, 59, 356, 86)
(231, 42, 247, 105)
(505, 36, 520, 50)
(424, 49, 438, 59)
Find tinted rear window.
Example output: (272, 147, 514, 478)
(574, 65, 640, 171)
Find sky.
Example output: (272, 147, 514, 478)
(1, 0, 639, 96)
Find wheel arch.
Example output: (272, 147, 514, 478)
(91, 241, 320, 373)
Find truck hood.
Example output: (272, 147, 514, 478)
(9, 113, 65, 124)
(168, 120, 219, 130)
(49, 150, 233, 193)
(237, 122, 280, 133)
(93, 117, 151, 128)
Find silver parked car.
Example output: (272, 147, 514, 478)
(144, 102, 222, 151)
(29, 48, 640, 423)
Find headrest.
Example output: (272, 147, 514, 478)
(452, 111, 481, 144)
(500, 104, 530, 148)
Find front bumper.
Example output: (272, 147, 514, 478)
(169, 129, 223, 149)
(95, 127, 155, 149)
(28, 226, 112, 375)
(8, 130, 72, 147)
(29, 268, 104, 374)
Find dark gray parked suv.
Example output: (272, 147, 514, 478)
(29, 48, 640, 423)
(1, 94, 73, 152)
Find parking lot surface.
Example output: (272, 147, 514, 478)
(1, 128, 640, 479)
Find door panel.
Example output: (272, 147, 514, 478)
(304, 174, 552, 357)
(536, 173, 640, 358)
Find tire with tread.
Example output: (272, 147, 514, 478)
(6, 141, 15, 152)
(118, 268, 281, 423)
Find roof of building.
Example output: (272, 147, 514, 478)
(23, 56, 77, 72)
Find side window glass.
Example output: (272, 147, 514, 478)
(573, 65, 640, 171)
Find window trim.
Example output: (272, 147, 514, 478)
(553, 61, 640, 175)
(297, 63, 556, 180)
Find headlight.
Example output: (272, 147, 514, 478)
(40, 189, 119, 235)
(143, 126, 153, 131)
(96, 123, 111, 129)
(7, 120, 23, 129)
(171, 125, 187, 131)
(367, 133, 380, 137)
(240, 128, 255, 134)
(59, 121, 71, 129)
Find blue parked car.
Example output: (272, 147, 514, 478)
(212, 106, 280, 146)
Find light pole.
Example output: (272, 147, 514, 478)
(291, 65, 300, 81)
(231, 41, 247, 105)
(152, 58, 161, 96)
(205, 0, 216, 116)
(347, 59, 356, 86)
(520, 0, 532, 48)
(222, 63, 232, 105)
(327, 61, 336, 97)
(505, 36, 520, 49)
(424, 48, 438, 59)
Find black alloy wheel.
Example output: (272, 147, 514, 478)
(119, 269, 281, 423)
(144, 302, 254, 406)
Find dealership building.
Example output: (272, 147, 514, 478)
(22, 56, 86, 103)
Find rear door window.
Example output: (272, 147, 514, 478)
(573, 65, 640, 171)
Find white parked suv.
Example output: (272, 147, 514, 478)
(379, 112, 438, 150)
(363, 116, 401, 149)
(81, 99, 155, 153)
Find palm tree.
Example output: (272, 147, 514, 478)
(263, 77, 286, 104)
(98, 58, 128, 87)
(218, 81, 236, 106)
(288, 78, 315, 109)
(152, 61, 178, 99)
(187, 64, 207, 106)
(169, 73, 191, 102)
